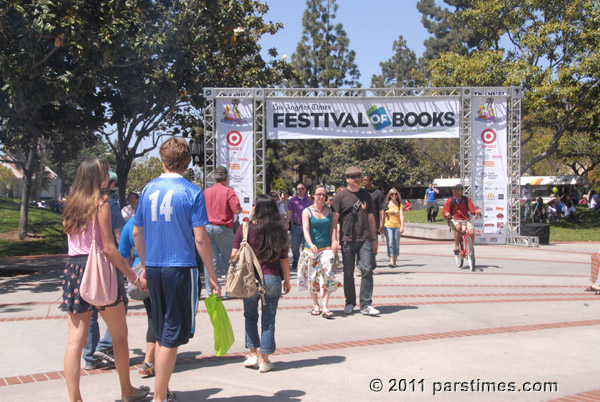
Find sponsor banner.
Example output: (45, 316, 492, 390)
(266, 98, 460, 139)
(471, 96, 508, 245)
(215, 99, 254, 223)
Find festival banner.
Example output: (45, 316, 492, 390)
(215, 99, 254, 224)
(471, 96, 508, 245)
(266, 98, 460, 139)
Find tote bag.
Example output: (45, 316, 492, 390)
(204, 294, 235, 356)
(80, 220, 118, 306)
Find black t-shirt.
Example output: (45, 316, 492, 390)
(331, 188, 374, 242)
(366, 187, 384, 222)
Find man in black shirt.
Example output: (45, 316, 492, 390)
(331, 167, 380, 316)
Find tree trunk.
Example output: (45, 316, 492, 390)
(116, 156, 134, 208)
(17, 145, 37, 240)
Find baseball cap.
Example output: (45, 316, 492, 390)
(215, 166, 228, 175)
(454, 183, 464, 190)
(344, 166, 362, 176)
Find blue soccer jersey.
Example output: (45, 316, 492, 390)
(134, 173, 208, 267)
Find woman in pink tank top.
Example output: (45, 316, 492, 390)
(60, 157, 149, 402)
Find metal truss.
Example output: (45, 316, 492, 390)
(254, 89, 266, 196)
(205, 86, 529, 245)
(460, 88, 473, 197)
(203, 88, 216, 189)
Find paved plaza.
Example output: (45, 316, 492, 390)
(0, 239, 599, 401)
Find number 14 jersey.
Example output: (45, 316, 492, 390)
(134, 173, 208, 267)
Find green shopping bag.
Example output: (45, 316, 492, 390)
(204, 294, 235, 356)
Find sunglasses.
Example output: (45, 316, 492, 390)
(315, 193, 327, 197)
(346, 174, 361, 179)
(391, 193, 398, 196)
(297, 187, 306, 191)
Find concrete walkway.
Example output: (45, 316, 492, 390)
(0, 240, 599, 401)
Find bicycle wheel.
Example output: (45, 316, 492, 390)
(467, 237, 476, 271)
(455, 242, 464, 268)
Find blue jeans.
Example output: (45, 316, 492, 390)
(290, 224, 304, 270)
(82, 311, 113, 366)
(243, 275, 282, 354)
(384, 227, 401, 257)
(205, 225, 234, 294)
(341, 241, 375, 310)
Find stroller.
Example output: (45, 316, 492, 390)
(532, 197, 547, 223)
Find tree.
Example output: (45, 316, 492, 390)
(371, 35, 423, 88)
(323, 139, 429, 190)
(0, 0, 153, 238)
(290, 0, 360, 88)
(417, 0, 485, 61)
(427, 0, 600, 174)
(96, 0, 292, 206)
(127, 156, 164, 193)
(274, 0, 360, 188)
(0, 164, 16, 196)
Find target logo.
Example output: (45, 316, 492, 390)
(227, 131, 242, 146)
(481, 129, 496, 144)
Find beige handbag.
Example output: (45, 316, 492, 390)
(80, 220, 118, 306)
(225, 222, 266, 302)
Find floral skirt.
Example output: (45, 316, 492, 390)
(59, 255, 126, 314)
(297, 248, 342, 297)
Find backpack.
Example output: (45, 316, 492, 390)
(225, 222, 266, 303)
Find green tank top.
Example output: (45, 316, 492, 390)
(304, 207, 331, 249)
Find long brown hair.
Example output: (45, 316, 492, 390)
(253, 194, 289, 263)
(63, 157, 109, 235)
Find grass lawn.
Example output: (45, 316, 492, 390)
(0, 198, 67, 256)
(404, 206, 600, 242)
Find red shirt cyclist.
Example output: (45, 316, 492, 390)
(442, 184, 482, 254)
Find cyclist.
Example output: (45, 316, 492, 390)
(442, 184, 482, 255)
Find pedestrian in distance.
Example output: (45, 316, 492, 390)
(133, 138, 221, 402)
(233, 194, 291, 373)
(331, 166, 380, 316)
(287, 183, 313, 271)
(424, 182, 439, 222)
(61, 157, 149, 402)
(380, 188, 404, 267)
(298, 184, 342, 318)
(203, 166, 242, 294)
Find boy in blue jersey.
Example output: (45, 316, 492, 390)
(133, 138, 220, 402)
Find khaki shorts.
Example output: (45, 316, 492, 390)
(449, 219, 473, 232)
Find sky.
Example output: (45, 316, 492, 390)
(259, 0, 431, 87)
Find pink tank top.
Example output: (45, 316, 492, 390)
(67, 221, 104, 256)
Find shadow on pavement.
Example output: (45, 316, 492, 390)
(272, 355, 345, 371)
(174, 388, 305, 401)
(376, 305, 418, 315)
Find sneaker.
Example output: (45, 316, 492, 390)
(138, 362, 155, 377)
(82, 360, 106, 370)
(259, 361, 275, 373)
(343, 304, 354, 314)
(166, 389, 177, 402)
(243, 355, 259, 368)
(360, 305, 380, 316)
(93, 347, 115, 364)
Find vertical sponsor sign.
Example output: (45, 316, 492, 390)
(471, 97, 508, 245)
(215, 99, 254, 223)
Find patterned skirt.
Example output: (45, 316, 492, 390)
(297, 248, 342, 297)
(59, 255, 126, 314)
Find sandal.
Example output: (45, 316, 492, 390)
(311, 309, 321, 316)
(595, 291, 600, 296)
(322, 311, 334, 318)
(585, 285, 600, 292)
(122, 385, 150, 402)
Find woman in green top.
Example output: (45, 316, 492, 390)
(297, 184, 342, 318)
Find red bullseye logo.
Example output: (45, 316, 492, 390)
(227, 131, 242, 146)
(481, 129, 496, 144)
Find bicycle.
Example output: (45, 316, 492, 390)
(449, 215, 478, 271)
